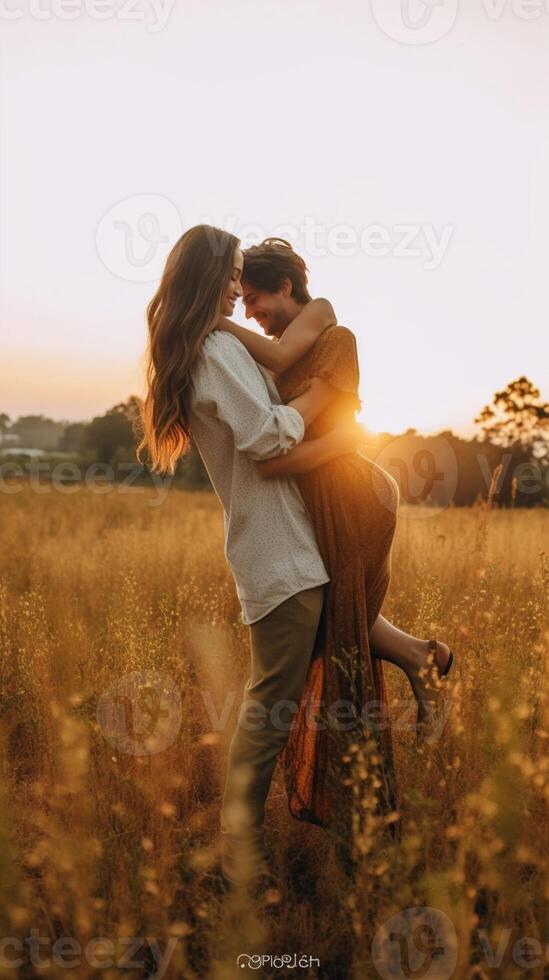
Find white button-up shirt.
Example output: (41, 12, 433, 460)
(188, 330, 329, 624)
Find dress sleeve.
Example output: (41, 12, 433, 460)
(305, 326, 361, 408)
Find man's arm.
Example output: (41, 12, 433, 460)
(256, 420, 370, 478)
(288, 376, 339, 427)
(192, 333, 307, 461)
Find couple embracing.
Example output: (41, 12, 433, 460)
(137, 226, 454, 890)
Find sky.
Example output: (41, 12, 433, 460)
(1, 0, 548, 438)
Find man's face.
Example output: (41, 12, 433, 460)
(241, 281, 291, 338)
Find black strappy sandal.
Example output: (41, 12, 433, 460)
(428, 638, 454, 678)
(415, 639, 455, 745)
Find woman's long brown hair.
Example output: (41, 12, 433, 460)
(136, 225, 240, 475)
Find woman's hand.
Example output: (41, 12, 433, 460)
(216, 315, 239, 334)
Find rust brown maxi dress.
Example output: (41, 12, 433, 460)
(276, 325, 401, 844)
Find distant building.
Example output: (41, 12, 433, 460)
(0, 447, 45, 458)
(0, 433, 20, 446)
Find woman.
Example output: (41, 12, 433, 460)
(217, 239, 455, 845)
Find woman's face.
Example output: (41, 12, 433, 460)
(220, 246, 244, 316)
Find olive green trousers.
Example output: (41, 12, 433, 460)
(220, 585, 325, 885)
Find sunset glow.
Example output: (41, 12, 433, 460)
(1, 1, 547, 434)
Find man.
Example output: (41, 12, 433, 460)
(188, 318, 358, 890)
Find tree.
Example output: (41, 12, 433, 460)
(475, 377, 548, 459)
(85, 400, 138, 466)
(58, 422, 88, 453)
(181, 442, 211, 488)
(10, 415, 64, 450)
(129, 395, 210, 486)
(0, 413, 10, 435)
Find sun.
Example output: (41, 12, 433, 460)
(357, 403, 410, 437)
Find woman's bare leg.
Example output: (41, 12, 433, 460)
(369, 614, 450, 672)
(370, 615, 421, 670)
(369, 614, 452, 718)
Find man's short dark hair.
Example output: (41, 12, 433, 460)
(242, 238, 312, 304)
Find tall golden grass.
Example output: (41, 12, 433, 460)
(0, 481, 547, 978)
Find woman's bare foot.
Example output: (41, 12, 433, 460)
(407, 639, 453, 727)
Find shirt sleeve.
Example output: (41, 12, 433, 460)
(191, 332, 305, 461)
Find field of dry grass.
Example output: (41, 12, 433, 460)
(0, 481, 547, 979)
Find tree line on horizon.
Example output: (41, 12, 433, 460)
(1, 377, 547, 507)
